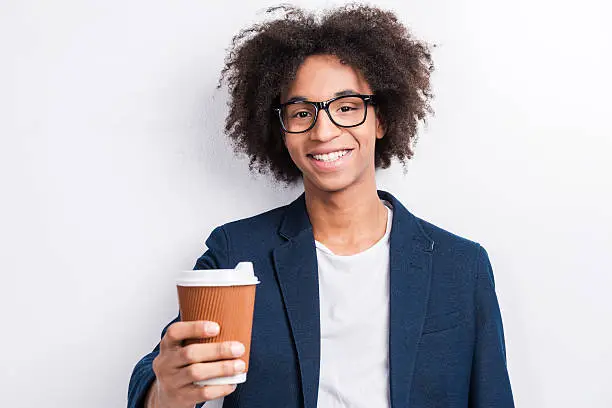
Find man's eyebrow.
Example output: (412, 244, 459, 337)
(283, 89, 360, 104)
(334, 89, 359, 97)
(285, 96, 308, 104)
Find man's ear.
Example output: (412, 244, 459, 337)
(375, 112, 386, 140)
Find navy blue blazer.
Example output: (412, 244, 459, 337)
(128, 190, 514, 408)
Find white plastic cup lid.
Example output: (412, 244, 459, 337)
(176, 262, 260, 287)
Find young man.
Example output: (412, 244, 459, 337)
(128, 5, 514, 408)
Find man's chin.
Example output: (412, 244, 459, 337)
(304, 174, 354, 195)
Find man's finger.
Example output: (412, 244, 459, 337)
(181, 384, 237, 404)
(161, 321, 220, 349)
(175, 360, 246, 387)
(177, 341, 245, 366)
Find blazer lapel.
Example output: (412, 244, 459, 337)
(272, 194, 320, 408)
(381, 191, 435, 408)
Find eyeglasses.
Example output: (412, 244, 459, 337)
(274, 94, 376, 134)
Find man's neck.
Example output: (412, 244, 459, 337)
(304, 177, 388, 255)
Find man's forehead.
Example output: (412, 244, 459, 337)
(281, 61, 372, 102)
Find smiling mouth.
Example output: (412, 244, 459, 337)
(307, 149, 352, 162)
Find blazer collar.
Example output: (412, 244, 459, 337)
(278, 192, 311, 240)
(274, 189, 435, 408)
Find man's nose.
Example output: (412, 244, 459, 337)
(309, 110, 342, 142)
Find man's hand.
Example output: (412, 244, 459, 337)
(147, 321, 245, 408)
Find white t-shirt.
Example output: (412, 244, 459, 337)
(315, 203, 392, 408)
(206, 204, 392, 408)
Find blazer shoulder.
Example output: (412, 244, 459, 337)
(413, 215, 484, 269)
(211, 202, 291, 263)
(384, 190, 482, 255)
(221, 203, 288, 235)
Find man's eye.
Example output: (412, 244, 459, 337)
(293, 111, 311, 118)
(338, 106, 356, 113)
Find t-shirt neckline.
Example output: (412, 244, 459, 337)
(314, 201, 393, 258)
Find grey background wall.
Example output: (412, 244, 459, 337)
(1, 0, 611, 407)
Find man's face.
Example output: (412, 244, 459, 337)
(281, 54, 384, 194)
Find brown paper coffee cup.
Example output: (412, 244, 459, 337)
(176, 262, 259, 386)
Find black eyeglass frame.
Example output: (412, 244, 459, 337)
(274, 94, 376, 134)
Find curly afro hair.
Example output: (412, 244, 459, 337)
(219, 4, 434, 183)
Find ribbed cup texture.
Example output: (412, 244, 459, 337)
(177, 285, 256, 371)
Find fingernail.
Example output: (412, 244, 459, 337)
(234, 359, 246, 373)
(230, 342, 245, 357)
(204, 321, 220, 335)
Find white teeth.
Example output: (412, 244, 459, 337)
(312, 150, 349, 162)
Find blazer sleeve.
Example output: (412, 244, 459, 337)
(127, 226, 231, 408)
(468, 245, 515, 407)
